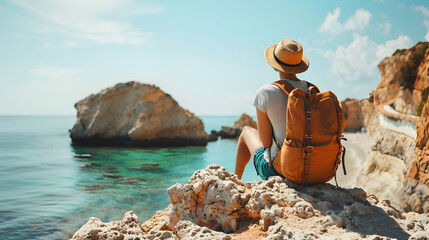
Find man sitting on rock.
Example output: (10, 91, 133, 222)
(234, 40, 311, 180)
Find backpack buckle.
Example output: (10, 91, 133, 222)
(304, 146, 313, 160)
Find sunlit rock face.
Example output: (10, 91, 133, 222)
(341, 98, 364, 132)
(405, 100, 429, 213)
(357, 42, 429, 213)
(70, 81, 209, 147)
(374, 42, 429, 115)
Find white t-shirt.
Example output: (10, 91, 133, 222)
(253, 79, 309, 162)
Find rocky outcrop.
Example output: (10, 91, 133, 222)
(341, 98, 364, 132)
(70, 211, 143, 240)
(404, 100, 429, 213)
(71, 165, 429, 240)
(72, 212, 234, 240)
(357, 42, 429, 213)
(373, 42, 429, 115)
(212, 114, 257, 139)
(407, 100, 429, 186)
(70, 82, 209, 147)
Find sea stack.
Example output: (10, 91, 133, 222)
(70, 81, 209, 147)
(212, 113, 257, 138)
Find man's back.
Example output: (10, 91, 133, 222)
(253, 79, 308, 160)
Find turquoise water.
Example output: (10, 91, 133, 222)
(0, 116, 259, 240)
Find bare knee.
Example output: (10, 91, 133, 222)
(241, 126, 257, 136)
(239, 126, 262, 156)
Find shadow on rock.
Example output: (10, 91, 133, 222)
(298, 183, 410, 239)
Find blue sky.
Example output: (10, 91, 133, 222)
(1, 0, 428, 116)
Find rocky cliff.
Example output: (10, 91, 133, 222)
(356, 42, 429, 213)
(212, 114, 257, 139)
(373, 42, 429, 115)
(70, 165, 429, 240)
(405, 100, 429, 213)
(70, 82, 209, 147)
(341, 98, 364, 132)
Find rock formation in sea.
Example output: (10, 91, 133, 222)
(211, 113, 257, 139)
(341, 98, 364, 132)
(70, 165, 429, 240)
(70, 82, 209, 147)
(356, 42, 429, 213)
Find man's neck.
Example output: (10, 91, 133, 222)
(279, 72, 300, 81)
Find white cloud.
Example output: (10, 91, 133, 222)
(344, 9, 372, 31)
(11, 0, 162, 45)
(43, 41, 79, 48)
(320, 7, 342, 35)
(376, 35, 413, 59)
(413, 5, 429, 18)
(320, 8, 371, 35)
(424, 20, 429, 41)
(31, 66, 81, 79)
(411, 6, 429, 41)
(324, 34, 413, 84)
(376, 15, 391, 34)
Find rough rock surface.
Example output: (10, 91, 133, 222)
(212, 114, 257, 138)
(405, 100, 429, 213)
(341, 98, 364, 132)
(71, 165, 429, 240)
(407, 100, 429, 186)
(164, 165, 427, 239)
(167, 165, 248, 233)
(357, 42, 429, 213)
(138, 220, 236, 240)
(70, 82, 209, 147)
(373, 42, 429, 115)
(70, 211, 143, 240)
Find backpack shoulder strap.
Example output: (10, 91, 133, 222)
(306, 81, 320, 94)
(272, 80, 295, 96)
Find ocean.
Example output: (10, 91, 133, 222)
(0, 115, 260, 240)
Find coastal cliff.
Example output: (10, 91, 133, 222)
(71, 165, 429, 240)
(341, 98, 364, 132)
(372, 42, 429, 115)
(405, 100, 429, 212)
(356, 42, 429, 213)
(70, 82, 209, 147)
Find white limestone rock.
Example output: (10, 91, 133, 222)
(167, 165, 248, 233)
(70, 81, 209, 147)
(174, 220, 237, 240)
(409, 231, 429, 240)
(70, 211, 143, 240)
(263, 223, 317, 240)
(293, 201, 314, 219)
(71, 165, 429, 240)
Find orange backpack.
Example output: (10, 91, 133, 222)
(271, 80, 346, 186)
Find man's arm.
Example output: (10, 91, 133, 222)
(256, 108, 272, 148)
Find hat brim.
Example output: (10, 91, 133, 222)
(265, 44, 309, 74)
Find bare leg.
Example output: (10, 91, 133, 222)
(234, 126, 263, 179)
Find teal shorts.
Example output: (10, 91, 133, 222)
(253, 148, 282, 180)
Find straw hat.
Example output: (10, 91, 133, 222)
(265, 40, 309, 73)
